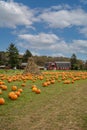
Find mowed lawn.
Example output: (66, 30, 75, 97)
(0, 70, 87, 130)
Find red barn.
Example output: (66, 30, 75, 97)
(44, 61, 71, 70)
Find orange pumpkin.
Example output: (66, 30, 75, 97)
(18, 88, 23, 93)
(8, 92, 18, 100)
(47, 81, 51, 85)
(12, 86, 17, 91)
(1, 85, 7, 90)
(15, 91, 20, 97)
(8, 79, 12, 83)
(39, 76, 44, 80)
(0, 81, 4, 85)
(71, 80, 74, 84)
(42, 82, 48, 87)
(10, 94, 18, 100)
(21, 83, 26, 87)
(32, 87, 38, 92)
(35, 89, 41, 94)
(8, 91, 15, 97)
(50, 79, 55, 84)
(0, 98, 5, 105)
(32, 85, 37, 88)
(63, 80, 71, 84)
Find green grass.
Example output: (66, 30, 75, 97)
(0, 70, 87, 130)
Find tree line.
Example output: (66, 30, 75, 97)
(0, 43, 87, 70)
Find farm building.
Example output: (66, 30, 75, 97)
(0, 65, 6, 69)
(44, 61, 71, 70)
(20, 63, 27, 69)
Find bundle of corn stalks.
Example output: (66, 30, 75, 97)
(23, 57, 41, 75)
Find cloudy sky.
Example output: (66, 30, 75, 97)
(0, 0, 87, 60)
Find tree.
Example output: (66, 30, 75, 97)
(77, 60, 85, 70)
(7, 43, 19, 68)
(70, 53, 78, 70)
(0, 51, 7, 65)
(84, 60, 87, 70)
(22, 49, 32, 62)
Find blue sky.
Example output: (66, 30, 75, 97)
(0, 0, 87, 60)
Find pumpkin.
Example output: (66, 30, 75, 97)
(8, 92, 18, 100)
(21, 83, 26, 87)
(35, 89, 41, 94)
(0, 98, 5, 105)
(12, 86, 17, 91)
(32, 85, 37, 88)
(32, 87, 38, 92)
(8, 92, 15, 98)
(8, 79, 12, 83)
(42, 82, 48, 87)
(1, 85, 7, 90)
(0, 81, 4, 85)
(50, 79, 55, 84)
(10, 94, 18, 100)
(39, 76, 44, 80)
(47, 81, 51, 85)
(15, 91, 20, 97)
(71, 80, 74, 84)
(63, 80, 71, 84)
(18, 88, 23, 93)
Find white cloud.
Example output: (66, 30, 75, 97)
(0, 0, 36, 28)
(79, 27, 87, 37)
(17, 33, 87, 57)
(42, 4, 71, 12)
(38, 8, 87, 28)
(51, 4, 71, 10)
(71, 40, 87, 54)
(18, 33, 59, 48)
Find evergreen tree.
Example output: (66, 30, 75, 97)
(84, 60, 87, 70)
(7, 43, 19, 68)
(70, 53, 78, 70)
(22, 49, 32, 62)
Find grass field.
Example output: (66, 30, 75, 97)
(0, 69, 87, 130)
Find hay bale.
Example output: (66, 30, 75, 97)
(23, 57, 41, 75)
